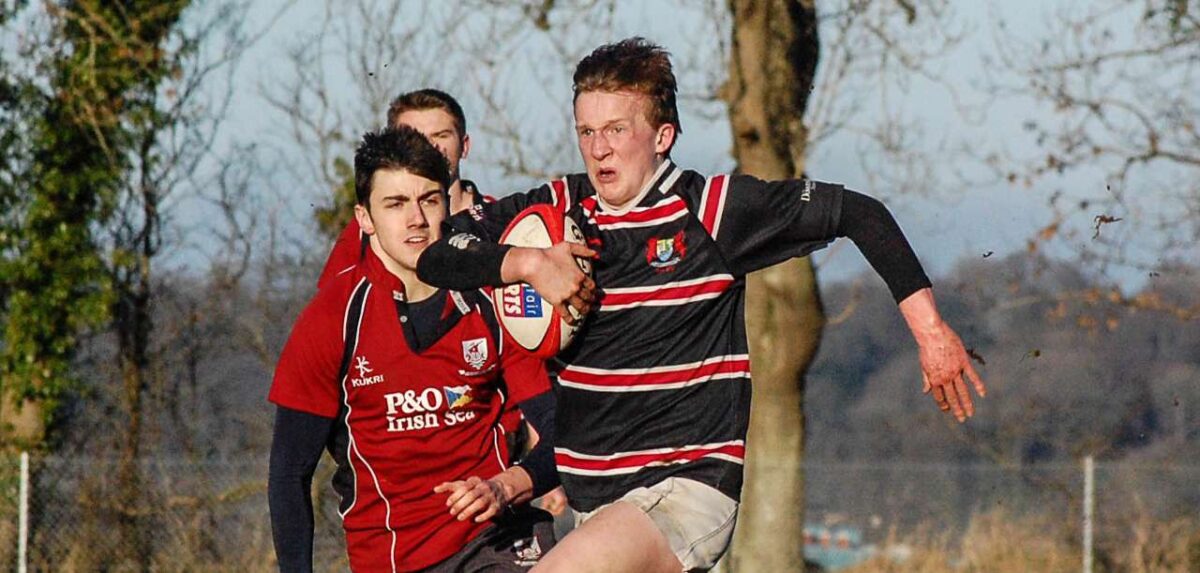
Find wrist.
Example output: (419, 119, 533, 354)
(489, 467, 534, 506)
(500, 248, 543, 284)
(898, 288, 944, 341)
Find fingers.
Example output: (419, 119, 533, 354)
(930, 382, 949, 412)
(952, 376, 974, 419)
(579, 277, 596, 301)
(567, 242, 598, 260)
(922, 373, 932, 394)
(557, 301, 587, 326)
(558, 278, 597, 325)
(965, 363, 987, 398)
(441, 477, 505, 522)
(441, 477, 478, 509)
(941, 378, 965, 422)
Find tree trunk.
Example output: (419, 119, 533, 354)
(723, 1, 822, 570)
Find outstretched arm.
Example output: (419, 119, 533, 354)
(696, 174, 986, 420)
(836, 190, 986, 421)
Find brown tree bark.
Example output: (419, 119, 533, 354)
(722, 1, 823, 570)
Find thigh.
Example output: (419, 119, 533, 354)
(532, 501, 682, 573)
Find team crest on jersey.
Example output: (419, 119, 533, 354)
(444, 384, 474, 409)
(462, 337, 489, 369)
(646, 231, 687, 271)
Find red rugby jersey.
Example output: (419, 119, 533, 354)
(271, 245, 548, 572)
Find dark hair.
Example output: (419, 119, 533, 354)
(354, 125, 452, 206)
(386, 88, 468, 139)
(573, 37, 681, 134)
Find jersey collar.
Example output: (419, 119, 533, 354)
(593, 159, 682, 214)
(360, 243, 407, 300)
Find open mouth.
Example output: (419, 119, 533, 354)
(404, 236, 428, 245)
(596, 168, 617, 184)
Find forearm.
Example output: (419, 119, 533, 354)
(416, 233, 513, 290)
(837, 190, 932, 302)
(268, 407, 331, 573)
(513, 392, 559, 498)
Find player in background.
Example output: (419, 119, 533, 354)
(268, 126, 558, 572)
(314, 88, 571, 516)
(317, 89, 490, 288)
(415, 38, 987, 572)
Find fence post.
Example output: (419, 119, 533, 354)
(18, 451, 28, 573)
(1082, 455, 1094, 573)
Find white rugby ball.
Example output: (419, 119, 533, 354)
(493, 204, 591, 358)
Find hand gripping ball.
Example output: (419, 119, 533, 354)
(492, 204, 592, 358)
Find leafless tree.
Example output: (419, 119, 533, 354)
(979, 0, 1199, 281)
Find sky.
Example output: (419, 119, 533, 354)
(198, 0, 1177, 291)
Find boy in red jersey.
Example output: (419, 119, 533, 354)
(269, 126, 557, 572)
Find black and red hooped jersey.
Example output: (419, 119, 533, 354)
(449, 159, 844, 512)
(270, 247, 549, 572)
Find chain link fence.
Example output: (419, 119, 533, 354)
(1, 454, 1196, 571)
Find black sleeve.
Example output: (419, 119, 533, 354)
(417, 181, 569, 290)
(268, 406, 334, 573)
(514, 391, 559, 498)
(836, 189, 932, 302)
(707, 175, 845, 276)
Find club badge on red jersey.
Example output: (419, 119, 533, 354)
(462, 337, 489, 370)
(647, 231, 687, 271)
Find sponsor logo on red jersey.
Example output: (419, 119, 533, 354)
(384, 385, 479, 433)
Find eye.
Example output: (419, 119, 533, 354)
(579, 128, 594, 137)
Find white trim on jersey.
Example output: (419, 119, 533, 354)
(338, 278, 370, 519)
(337, 282, 399, 573)
(555, 440, 746, 476)
(594, 195, 688, 231)
(491, 426, 507, 471)
(700, 173, 731, 239)
(660, 163, 683, 192)
(558, 354, 751, 392)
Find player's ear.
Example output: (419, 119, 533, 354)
(354, 203, 376, 236)
(654, 122, 676, 155)
(461, 133, 471, 160)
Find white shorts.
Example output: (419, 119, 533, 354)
(574, 477, 739, 572)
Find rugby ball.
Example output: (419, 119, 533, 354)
(493, 204, 592, 358)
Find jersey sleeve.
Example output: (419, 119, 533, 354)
(316, 220, 365, 290)
(695, 173, 844, 276)
(268, 295, 344, 418)
(445, 181, 559, 241)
